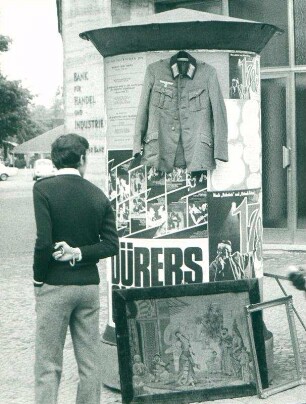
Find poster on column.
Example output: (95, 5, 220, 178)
(229, 53, 260, 100)
(108, 150, 210, 293)
(105, 54, 146, 150)
(208, 189, 263, 283)
(208, 99, 261, 192)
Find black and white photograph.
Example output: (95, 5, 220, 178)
(130, 193, 146, 234)
(166, 167, 187, 191)
(167, 201, 186, 233)
(130, 195, 146, 217)
(187, 171, 208, 193)
(188, 197, 208, 227)
(147, 166, 166, 198)
(146, 196, 167, 236)
(130, 166, 146, 197)
(2, 1, 306, 404)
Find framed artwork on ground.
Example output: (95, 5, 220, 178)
(245, 295, 304, 399)
(113, 279, 267, 403)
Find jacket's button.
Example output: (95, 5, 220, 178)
(174, 117, 179, 120)
(171, 127, 175, 130)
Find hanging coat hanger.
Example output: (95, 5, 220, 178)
(176, 50, 190, 62)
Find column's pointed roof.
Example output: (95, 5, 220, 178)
(80, 8, 282, 57)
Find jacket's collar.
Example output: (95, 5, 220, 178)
(170, 52, 197, 79)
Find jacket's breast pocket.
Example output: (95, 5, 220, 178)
(151, 86, 173, 110)
(189, 88, 209, 111)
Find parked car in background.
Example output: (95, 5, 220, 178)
(0, 163, 18, 181)
(33, 159, 57, 181)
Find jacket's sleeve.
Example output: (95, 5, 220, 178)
(79, 200, 119, 262)
(133, 64, 155, 156)
(33, 185, 53, 283)
(208, 68, 228, 162)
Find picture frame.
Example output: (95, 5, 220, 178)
(245, 295, 304, 399)
(113, 279, 267, 404)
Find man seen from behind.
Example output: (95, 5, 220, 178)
(32, 134, 119, 404)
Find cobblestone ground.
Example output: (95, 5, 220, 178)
(261, 252, 306, 386)
(1, 172, 306, 403)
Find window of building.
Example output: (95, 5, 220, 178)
(111, 0, 131, 24)
(261, 78, 288, 228)
(294, 0, 306, 65)
(229, 0, 289, 68)
(296, 73, 306, 228)
(155, 0, 223, 14)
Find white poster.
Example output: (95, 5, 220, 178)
(209, 99, 261, 191)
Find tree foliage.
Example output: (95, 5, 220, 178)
(0, 74, 41, 145)
(0, 34, 40, 146)
(0, 35, 64, 148)
(0, 35, 11, 52)
(30, 86, 64, 135)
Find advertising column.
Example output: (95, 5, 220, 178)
(81, 9, 279, 389)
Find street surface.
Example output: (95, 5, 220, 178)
(1, 169, 306, 403)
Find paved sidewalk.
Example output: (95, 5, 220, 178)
(1, 249, 306, 403)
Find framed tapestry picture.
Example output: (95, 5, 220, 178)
(246, 296, 304, 398)
(113, 279, 267, 403)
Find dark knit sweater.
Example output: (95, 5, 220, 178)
(33, 174, 119, 285)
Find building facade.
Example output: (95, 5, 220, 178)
(56, 0, 306, 245)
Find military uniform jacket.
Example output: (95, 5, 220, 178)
(133, 54, 228, 173)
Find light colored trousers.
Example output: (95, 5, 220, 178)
(34, 284, 101, 404)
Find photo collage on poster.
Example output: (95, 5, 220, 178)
(108, 150, 208, 240)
